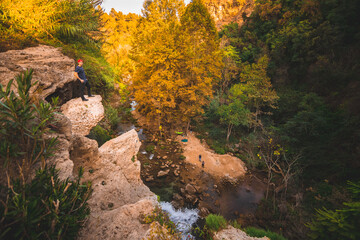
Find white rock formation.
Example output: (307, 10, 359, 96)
(61, 95, 104, 136)
(214, 226, 270, 240)
(78, 130, 157, 240)
(0, 45, 75, 100)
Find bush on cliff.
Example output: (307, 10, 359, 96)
(0, 167, 92, 240)
(0, 70, 92, 239)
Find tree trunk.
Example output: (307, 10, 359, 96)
(253, 108, 259, 133)
(266, 171, 271, 199)
(226, 123, 233, 142)
(186, 120, 191, 135)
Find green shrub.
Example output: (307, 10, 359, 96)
(179, 155, 186, 160)
(105, 105, 121, 129)
(230, 220, 242, 229)
(0, 69, 58, 180)
(306, 181, 360, 240)
(142, 206, 180, 238)
(205, 214, 227, 232)
(87, 125, 112, 146)
(245, 227, 287, 240)
(212, 144, 226, 155)
(0, 166, 92, 240)
(145, 144, 155, 153)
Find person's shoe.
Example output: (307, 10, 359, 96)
(82, 98, 89, 101)
(88, 95, 95, 97)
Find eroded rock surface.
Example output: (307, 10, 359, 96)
(1, 46, 159, 239)
(214, 226, 270, 240)
(61, 95, 104, 136)
(78, 130, 157, 240)
(58, 96, 157, 239)
(0, 45, 79, 103)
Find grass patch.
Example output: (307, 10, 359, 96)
(205, 214, 227, 232)
(145, 144, 155, 153)
(245, 227, 287, 240)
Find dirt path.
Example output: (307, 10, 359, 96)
(177, 132, 247, 180)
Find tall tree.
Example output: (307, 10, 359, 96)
(131, 0, 222, 132)
(178, 0, 222, 130)
(239, 55, 278, 131)
(131, 0, 186, 130)
(217, 84, 250, 141)
(101, 10, 139, 79)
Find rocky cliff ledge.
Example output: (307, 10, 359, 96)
(57, 96, 158, 239)
(61, 95, 105, 136)
(0, 45, 158, 239)
(0, 45, 80, 104)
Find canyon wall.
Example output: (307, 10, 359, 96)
(203, 0, 254, 29)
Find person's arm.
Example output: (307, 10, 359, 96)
(74, 72, 84, 83)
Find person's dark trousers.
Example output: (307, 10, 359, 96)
(80, 81, 92, 100)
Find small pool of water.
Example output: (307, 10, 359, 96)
(200, 174, 265, 220)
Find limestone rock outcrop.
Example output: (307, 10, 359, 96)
(70, 134, 99, 175)
(0, 45, 79, 103)
(57, 94, 157, 239)
(61, 95, 104, 136)
(1, 45, 159, 239)
(214, 226, 270, 240)
(78, 130, 157, 240)
(46, 95, 103, 180)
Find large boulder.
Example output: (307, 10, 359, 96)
(61, 95, 104, 136)
(0, 45, 79, 103)
(214, 226, 270, 240)
(78, 130, 158, 240)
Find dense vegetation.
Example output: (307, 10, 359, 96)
(206, 0, 360, 238)
(0, 71, 92, 239)
(1, 0, 359, 239)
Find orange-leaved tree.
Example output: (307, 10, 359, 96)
(178, 0, 222, 131)
(100, 10, 139, 79)
(131, 0, 222, 132)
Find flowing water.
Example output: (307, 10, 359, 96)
(160, 202, 199, 240)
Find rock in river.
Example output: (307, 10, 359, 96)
(157, 169, 170, 177)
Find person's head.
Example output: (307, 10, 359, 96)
(77, 59, 83, 66)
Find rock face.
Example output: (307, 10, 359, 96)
(61, 95, 104, 136)
(202, 0, 255, 29)
(57, 95, 157, 239)
(214, 226, 270, 240)
(78, 130, 157, 240)
(0, 45, 80, 104)
(70, 134, 99, 175)
(1, 45, 159, 239)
